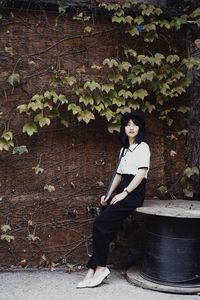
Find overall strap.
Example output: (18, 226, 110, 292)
(104, 147, 125, 201)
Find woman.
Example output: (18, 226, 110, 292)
(77, 111, 150, 288)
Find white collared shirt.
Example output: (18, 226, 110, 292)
(116, 142, 150, 178)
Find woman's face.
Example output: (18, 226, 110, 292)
(125, 119, 139, 139)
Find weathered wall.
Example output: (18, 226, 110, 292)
(0, 7, 186, 268)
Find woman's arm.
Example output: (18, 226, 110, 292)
(100, 173, 122, 205)
(124, 168, 147, 194)
(110, 169, 147, 205)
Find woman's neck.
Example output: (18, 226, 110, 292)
(129, 138, 136, 146)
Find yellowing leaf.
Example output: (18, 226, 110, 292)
(44, 184, 55, 192)
(170, 150, 177, 157)
(195, 39, 200, 49)
(183, 188, 193, 198)
(32, 165, 44, 174)
(1, 234, 15, 243)
(27, 234, 41, 241)
(84, 26, 93, 32)
(1, 224, 11, 233)
(12, 145, 28, 155)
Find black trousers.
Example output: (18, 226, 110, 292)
(86, 174, 146, 270)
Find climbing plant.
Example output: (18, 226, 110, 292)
(0, 0, 200, 197)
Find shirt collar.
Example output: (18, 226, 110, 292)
(129, 143, 138, 151)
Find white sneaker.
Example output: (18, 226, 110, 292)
(87, 267, 110, 287)
(76, 279, 92, 288)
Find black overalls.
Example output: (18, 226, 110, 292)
(86, 174, 146, 270)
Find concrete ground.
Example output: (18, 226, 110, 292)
(0, 269, 200, 300)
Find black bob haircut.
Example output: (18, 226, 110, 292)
(119, 111, 146, 148)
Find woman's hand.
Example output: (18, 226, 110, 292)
(110, 192, 127, 205)
(100, 195, 108, 206)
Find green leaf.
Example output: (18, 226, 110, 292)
(177, 106, 190, 113)
(127, 27, 139, 36)
(103, 58, 118, 68)
(61, 119, 69, 128)
(101, 109, 114, 122)
(79, 96, 94, 106)
(58, 4, 68, 13)
(83, 80, 101, 91)
(145, 101, 155, 113)
(118, 61, 132, 72)
(28, 101, 43, 111)
(17, 104, 29, 114)
(157, 185, 168, 194)
(133, 89, 148, 100)
(12, 145, 28, 155)
(34, 113, 51, 127)
(77, 110, 95, 124)
(108, 124, 120, 133)
(124, 49, 137, 58)
(134, 16, 144, 25)
(2, 131, 13, 141)
(190, 8, 200, 18)
(166, 55, 180, 63)
(7, 73, 21, 86)
(108, 73, 124, 83)
(112, 15, 125, 23)
(101, 84, 114, 93)
(68, 103, 82, 115)
(125, 15, 133, 24)
(58, 94, 68, 104)
(22, 122, 38, 136)
(118, 89, 133, 99)
(141, 71, 154, 82)
(159, 20, 171, 29)
(64, 76, 77, 86)
(44, 184, 55, 192)
(31, 94, 44, 102)
(143, 23, 156, 32)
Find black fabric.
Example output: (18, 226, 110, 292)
(86, 175, 146, 270)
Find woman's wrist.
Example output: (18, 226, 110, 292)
(123, 187, 130, 194)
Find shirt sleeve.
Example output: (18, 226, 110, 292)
(137, 142, 150, 170)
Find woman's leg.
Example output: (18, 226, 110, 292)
(86, 198, 138, 270)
